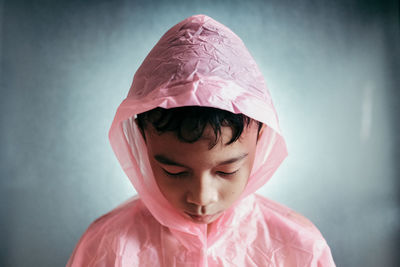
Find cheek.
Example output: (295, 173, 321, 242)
(238, 161, 253, 186)
(221, 171, 251, 201)
(151, 168, 189, 206)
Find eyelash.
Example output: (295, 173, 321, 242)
(217, 170, 239, 177)
(162, 169, 239, 179)
(163, 169, 188, 179)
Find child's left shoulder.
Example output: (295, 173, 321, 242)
(254, 194, 322, 235)
(250, 194, 335, 266)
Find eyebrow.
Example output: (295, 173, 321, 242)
(154, 155, 188, 167)
(217, 153, 248, 165)
(154, 153, 249, 168)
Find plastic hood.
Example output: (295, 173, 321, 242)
(108, 14, 288, 245)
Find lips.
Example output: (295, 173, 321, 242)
(184, 211, 221, 223)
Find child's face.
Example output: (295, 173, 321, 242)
(143, 121, 259, 225)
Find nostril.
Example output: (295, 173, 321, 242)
(201, 206, 206, 214)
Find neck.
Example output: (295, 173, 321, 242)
(207, 222, 213, 237)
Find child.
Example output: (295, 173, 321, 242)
(67, 14, 335, 266)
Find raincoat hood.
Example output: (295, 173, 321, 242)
(108, 14, 287, 242)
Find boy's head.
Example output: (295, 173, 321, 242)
(136, 106, 264, 225)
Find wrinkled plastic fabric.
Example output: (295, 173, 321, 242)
(67, 14, 336, 266)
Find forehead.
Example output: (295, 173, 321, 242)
(143, 123, 258, 160)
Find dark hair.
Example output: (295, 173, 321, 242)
(136, 106, 263, 148)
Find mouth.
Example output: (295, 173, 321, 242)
(184, 211, 221, 223)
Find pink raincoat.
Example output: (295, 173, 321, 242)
(67, 14, 336, 267)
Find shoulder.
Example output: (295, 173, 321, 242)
(82, 197, 154, 240)
(88, 196, 151, 229)
(253, 194, 336, 266)
(67, 197, 160, 267)
(254, 194, 321, 235)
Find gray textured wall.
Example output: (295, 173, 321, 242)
(1, 0, 398, 266)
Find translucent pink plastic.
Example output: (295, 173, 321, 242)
(67, 14, 335, 266)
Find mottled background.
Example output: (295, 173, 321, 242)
(1, 0, 398, 266)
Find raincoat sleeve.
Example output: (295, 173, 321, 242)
(314, 243, 336, 267)
(66, 198, 150, 267)
(66, 216, 115, 267)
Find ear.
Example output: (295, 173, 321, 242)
(256, 123, 266, 142)
(135, 118, 147, 143)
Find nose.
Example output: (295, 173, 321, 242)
(186, 173, 218, 209)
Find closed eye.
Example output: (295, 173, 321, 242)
(163, 169, 188, 178)
(217, 170, 239, 177)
